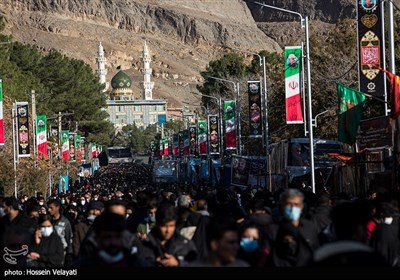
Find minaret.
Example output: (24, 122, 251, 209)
(96, 42, 108, 91)
(141, 40, 154, 100)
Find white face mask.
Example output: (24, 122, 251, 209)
(384, 217, 393, 225)
(80, 200, 86, 206)
(72, 202, 77, 207)
(40, 226, 54, 237)
(98, 250, 124, 263)
(87, 215, 97, 222)
(39, 202, 44, 206)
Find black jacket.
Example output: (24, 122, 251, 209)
(30, 231, 64, 267)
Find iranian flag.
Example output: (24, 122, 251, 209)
(159, 139, 164, 156)
(198, 120, 207, 155)
(91, 143, 97, 158)
(0, 80, 4, 145)
(224, 100, 236, 149)
(36, 115, 48, 159)
(285, 46, 304, 124)
(61, 130, 70, 161)
(164, 137, 169, 155)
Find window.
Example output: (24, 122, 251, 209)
(134, 106, 142, 112)
(157, 105, 166, 112)
(149, 114, 158, 124)
(117, 106, 124, 112)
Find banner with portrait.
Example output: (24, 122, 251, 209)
(164, 137, 169, 156)
(172, 134, 179, 155)
(284, 46, 304, 124)
(36, 115, 48, 160)
(189, 126, 197, 155)
(208, 114, 220, 155)
(16, 102, 30, 157)
(198, 120, 207, 155)
(248, 81, 263, 137)
(231, 155, 250, 187)
(357, 0, 384, 96)
(183, 129, 190, 155)
(224, 100, 236, 150)
(74, 134, 82, 164)
(61, 130, 70, 161)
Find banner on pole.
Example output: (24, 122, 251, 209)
(36, 115, 48, 160)
(224, 100, 236, 150)
(61, 130, 70, 161)
(198, 120, 207, 155)
(16, 102, 30, 157)
(284, 46, 304, 124)
(208, 115, 220, 154)
(189, 126, 197, 155)
(248, 81, 263, 137)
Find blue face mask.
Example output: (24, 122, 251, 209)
(284, 206, 302, 221)
(240, 238, 259, 252)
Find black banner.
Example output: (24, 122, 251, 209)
(248, 81, 263, 137)
(189, 126, 197, 155)
(357, 0, 385, 97)
(208, 115, 220, 155)
(16, 102, 30, 157)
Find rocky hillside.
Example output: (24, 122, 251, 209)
(0, 0, 280, 108)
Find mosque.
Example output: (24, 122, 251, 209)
(96, 41, 167, 130)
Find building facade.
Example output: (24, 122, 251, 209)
(97, 41, 167, 130)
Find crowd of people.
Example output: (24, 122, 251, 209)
(1, 162, 400, 270)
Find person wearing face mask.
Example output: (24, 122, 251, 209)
(27, 214, 64, 267)
(237, 221, 270, 267)
(72, 201, 104, 260)
(266, 188, 319, 267)
(369, 202, 400, 266)
(73, 211, 151, 267)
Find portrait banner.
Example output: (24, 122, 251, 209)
(189, 126, 197, 155)
(198, 120, 208, 155)
(74, 135, 82, 164)
(224, 100, 236, 150)
(61, 130, 70, 161)
(183, 129, 190, 155)
(16, 102, 30, 157)
(284, 46, 303, 124)
(164, 137, 169, 156)
(231, 155, 250, 187)
(172, 134, 179, 155)
(357, 0, 384, 96)
(36, 115, 48, 160)
(208, 115, 220, 155)
(248, 81, 263, 137)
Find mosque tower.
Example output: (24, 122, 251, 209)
(140, 40, 154, 100)
(96, 42, 109, 91)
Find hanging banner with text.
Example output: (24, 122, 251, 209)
(208, 114, 220, 155)
(224, 100, 236, 150)
(357, 0, 384, 97)
(284, 46, 303, 124)
(248, 81, 263, 137)
(172, 134, 179, 155)
(16, 102, 30, 157)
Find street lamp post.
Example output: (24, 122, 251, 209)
(206, 76, 241, 155)
(251, 1, 316, 193)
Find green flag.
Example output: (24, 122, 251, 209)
(337, 83, 366, 145)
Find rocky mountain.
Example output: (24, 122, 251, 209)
(0, 0, 281, 109)
(1, 0, 398, 109)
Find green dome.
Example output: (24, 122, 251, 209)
(111, 70, 132, 89)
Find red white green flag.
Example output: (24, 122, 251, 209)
(284, 46, 303, 124)
(0, 80, 4, 145)
(91, 143, 97, 158)
(61, 130, 70, 161)
(36, 115, 48, 159)
(224, 100, 236, 149)
(164, 137, 169, 155)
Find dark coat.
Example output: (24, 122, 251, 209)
(30, 231, 64, 267)
(142, 230, 198, 266)
(266, 218, 320, 267)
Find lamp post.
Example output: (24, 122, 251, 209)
(206, 76, 241, 155)
(251, 1, 316, 193)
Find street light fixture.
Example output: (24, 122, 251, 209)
(250, 1, 316, 193)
